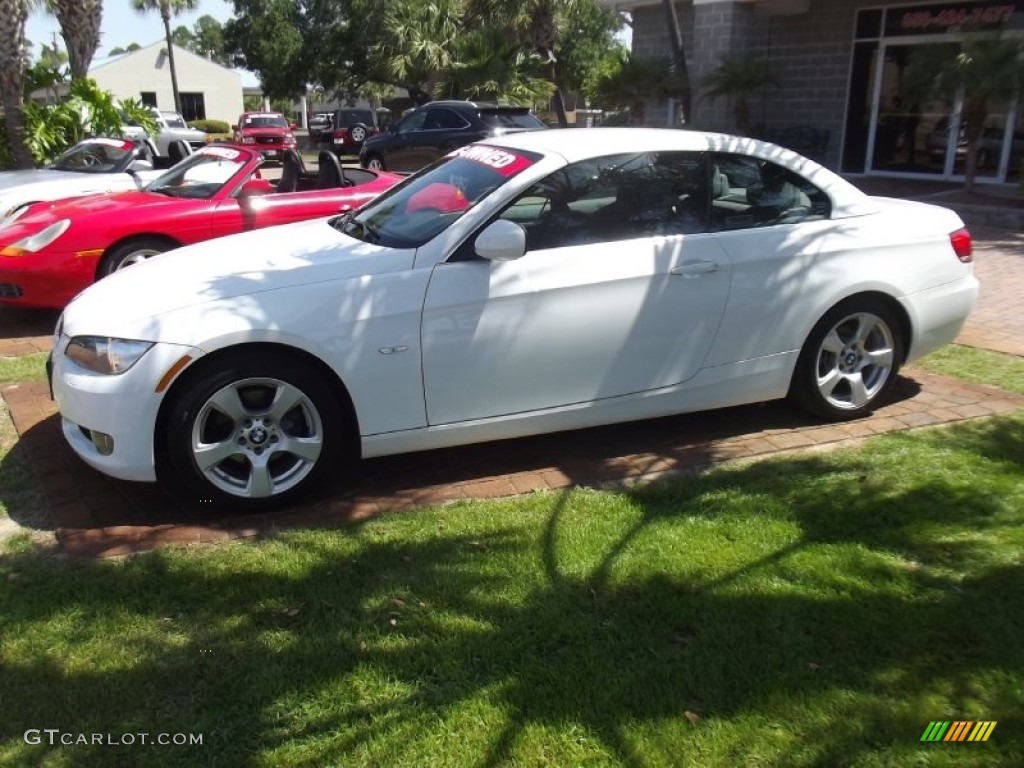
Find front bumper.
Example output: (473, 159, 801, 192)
(52, 335, 203, 482)
(0, 250, 94, 309)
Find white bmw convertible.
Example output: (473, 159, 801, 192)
(50, 128, 978, 510)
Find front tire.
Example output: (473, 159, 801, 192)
(162, 352, 344, 511)
(98, 237, 172, 277)
(363, 153, 386, 171)
(790, 298, 903, 421)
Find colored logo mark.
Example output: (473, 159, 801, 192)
(920, 721, 997, 742)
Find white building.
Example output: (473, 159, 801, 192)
(89, 41, 243, 124)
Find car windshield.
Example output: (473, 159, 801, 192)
(479, 111, 546, 130)
(144, 146, 249, 199)
(331, 144, 541, 248)
(160, 112, 188, 129)
(243, 114, 288, 129)
(48, 138, 137, 174)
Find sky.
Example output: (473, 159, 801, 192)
(26, 0, 236, 59)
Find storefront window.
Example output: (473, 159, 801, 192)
(844, 2, 1024, 182)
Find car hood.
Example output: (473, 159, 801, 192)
(0, 170, 132, 207)
(0, 190, 190, 241)
(62, 218, 415, 338)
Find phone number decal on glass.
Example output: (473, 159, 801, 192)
(901, 4, 1015, 30)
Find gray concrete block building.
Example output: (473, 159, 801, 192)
(604, 0, 1024, 184)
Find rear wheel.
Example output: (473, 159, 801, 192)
(98, 237, 173, 277)
(363, 153, 386, 171)
(790, 298, 903, 420)
(162, 352, 344, 511)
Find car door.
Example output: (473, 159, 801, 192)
(421, 151, 732, 425)
(386, 110, 430, 172)
(415, 108, 473, 167)
(701, 152, 837, 367)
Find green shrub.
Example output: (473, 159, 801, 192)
(188, 119, 230, 134)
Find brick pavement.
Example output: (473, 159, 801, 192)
(0, 306, 58, 357)
(957, 226, 1024, 357)
(2, 368, 1021, 558)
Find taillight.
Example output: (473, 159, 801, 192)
(950, 228, 973, 263)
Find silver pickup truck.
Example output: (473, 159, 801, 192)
(121, 109, 208, 155)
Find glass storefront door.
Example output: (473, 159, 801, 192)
(844, 2, 1024, 183)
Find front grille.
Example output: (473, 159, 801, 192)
(256, 136, 283, 145)
(0, 283, 23, 298)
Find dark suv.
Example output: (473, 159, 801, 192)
(359, 101, 546, 173)
(324, 108, 381, 155)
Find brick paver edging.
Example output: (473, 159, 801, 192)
(2, 369, 1022, 558)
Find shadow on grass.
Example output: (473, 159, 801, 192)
(1, 414, 1021, 765)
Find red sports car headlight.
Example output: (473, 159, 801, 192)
(0, 219, 71, 257)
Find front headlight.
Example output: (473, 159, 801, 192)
(65, 336, 154, 375)
(0, 219, 71, 256)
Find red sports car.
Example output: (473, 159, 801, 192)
(0, 145, 401, 309)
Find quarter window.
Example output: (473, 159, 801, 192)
(497, 151, 708, 252)
(710, 153, 831, 230)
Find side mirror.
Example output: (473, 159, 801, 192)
(475, 220, 526, 262)
(129, 159, 153, 172)
(238, 178, 273, 198)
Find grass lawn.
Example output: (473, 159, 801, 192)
(0, 346, 1021, 765)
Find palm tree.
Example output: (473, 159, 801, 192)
(594, 55, 680, 126)
(132, 0, 198, 114)
(436, 27, 553, 106)
(51, 0, 102, 80)
(375, 0, 461, 105)
(0, 0, 35, 168)
(467, 0, 581, 127)
(661, 0, 691, 122)
(701, 54, 780, 136)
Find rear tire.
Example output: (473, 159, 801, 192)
(789, 297, 903, 421)
(161, 351, 345, 511)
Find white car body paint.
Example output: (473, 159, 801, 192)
(52, 128, 978, 493)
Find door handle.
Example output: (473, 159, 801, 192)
(670, 260, 718, 277)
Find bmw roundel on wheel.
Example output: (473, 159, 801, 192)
(51, 128, 978, 511)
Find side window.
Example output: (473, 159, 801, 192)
(397, 111, 428, 134)
(710, 153, 831, 231)
(496, 151, 708, 252)
(424, 109, 467, 130)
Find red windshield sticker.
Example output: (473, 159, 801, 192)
(88, 138, 134, 150)
(448, 144, 534, 176)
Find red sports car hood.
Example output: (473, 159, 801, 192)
(0, 191, 195, 245)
